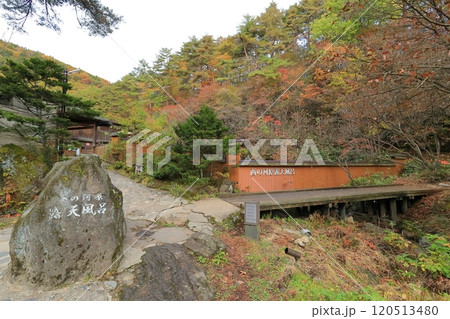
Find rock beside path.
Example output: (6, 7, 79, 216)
(183, 232, 226, 258)
(157, 207, 190, 226)
(191, 198, 240, 222)
(120, 244, 213, 301)
(294, 236, 310, 248)
(364, 222, 385, 234)
(187, 212, 213, 235)
(9, 155, 126, 288)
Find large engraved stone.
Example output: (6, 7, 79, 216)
(9, 155, 126, 288)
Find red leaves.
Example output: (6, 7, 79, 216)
(421, 72, 434, 78)
(262, 115, 282, 126)
(365, 240, 377, 250)
(263, 115, 273, 123)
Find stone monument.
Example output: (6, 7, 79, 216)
(9, 155, 126, 288)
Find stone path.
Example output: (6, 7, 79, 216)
(0, 228, 12, 275)
(108, 170, 187, 221)
(108, 170, 240, 237)
(0, 170, 240, 300)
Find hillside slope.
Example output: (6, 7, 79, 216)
(0, 40, 110, 99)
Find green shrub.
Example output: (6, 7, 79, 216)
(0, 144, 48, 215)
(197, 256, 207, 264)
(420, 167, 450, 183)
(401, 160, 450, 183)
(417, 235, 450, 279)
(401, 160, 423, 176)
(211, 250, 228, 267)
(383, 231, 412, 252)
(287, 273, 382, 301)
(394, 234, 450, 279)
(349, 172, 395, 187)
(103, 140, 126, 163)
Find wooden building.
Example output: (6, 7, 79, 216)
(67, 116, 118, 157)
(1, 97, 117, 157)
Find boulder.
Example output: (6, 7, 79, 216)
(419, 236, 431, 249)
(104, 280, 118, 291)
(9, 155, 126, 288)
(183, 232, 226, 258)
(157, 207, 189, 226)
(364, 222, 385, 234)
(187, 212, 213, 235)
(188, 222, 213, 235)
(344, 216, 355, 224)
(294, 236, 310, 248)
(219, 179, 233, 193)
(120, 244, 214, 301)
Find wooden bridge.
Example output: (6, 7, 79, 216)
(220, 185, 444, 221)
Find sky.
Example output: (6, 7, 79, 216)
(0, 0, 300, 83)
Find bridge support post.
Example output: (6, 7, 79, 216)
(359, 201, 365, 214)
(367, 201, 374, 217)
(379, 200, 387, 218)
(339, 204, 347, 220)
(389, 199, 398, 221)
(322, 205, 330, 217)
(401, 198, 408, 214)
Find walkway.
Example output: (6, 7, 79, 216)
(107, 170, 240, 224)
(107, 170, 240, 271)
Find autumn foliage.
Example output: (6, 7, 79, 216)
(5, 1, 445, 169)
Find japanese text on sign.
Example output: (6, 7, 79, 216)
(250, 168, 295, 176)
(49, 193, 107, 220)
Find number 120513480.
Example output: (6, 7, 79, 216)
(372, 305, 438, 316)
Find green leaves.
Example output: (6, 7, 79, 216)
(310, 0, 401, 42)
(154, 106, 230, 180)
(175, 105, 229, 144)
(418, 235, 450, 279)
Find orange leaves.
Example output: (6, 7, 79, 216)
(262, 115, 282, 127)
(79, 72, 92, 85)
(5, 194, 11, 209)
(279, 67, 290, 81)
(421, 71, 434, 78)
(300, 84, 322, 100)
(313, 67, 327, 81)
(365, 240, 377, 250)
(212, 53, 232, 65)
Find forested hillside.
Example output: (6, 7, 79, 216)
(0, 1, 449, 302)
(0, 39, 110, 93)
(2, 0, 448, 169)
(74, 0, 449, 169)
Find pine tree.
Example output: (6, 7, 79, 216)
(0, 57, 97, 157)
(154, 105, 230, 179)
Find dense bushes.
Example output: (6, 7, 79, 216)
(0, 144, 48, 215)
